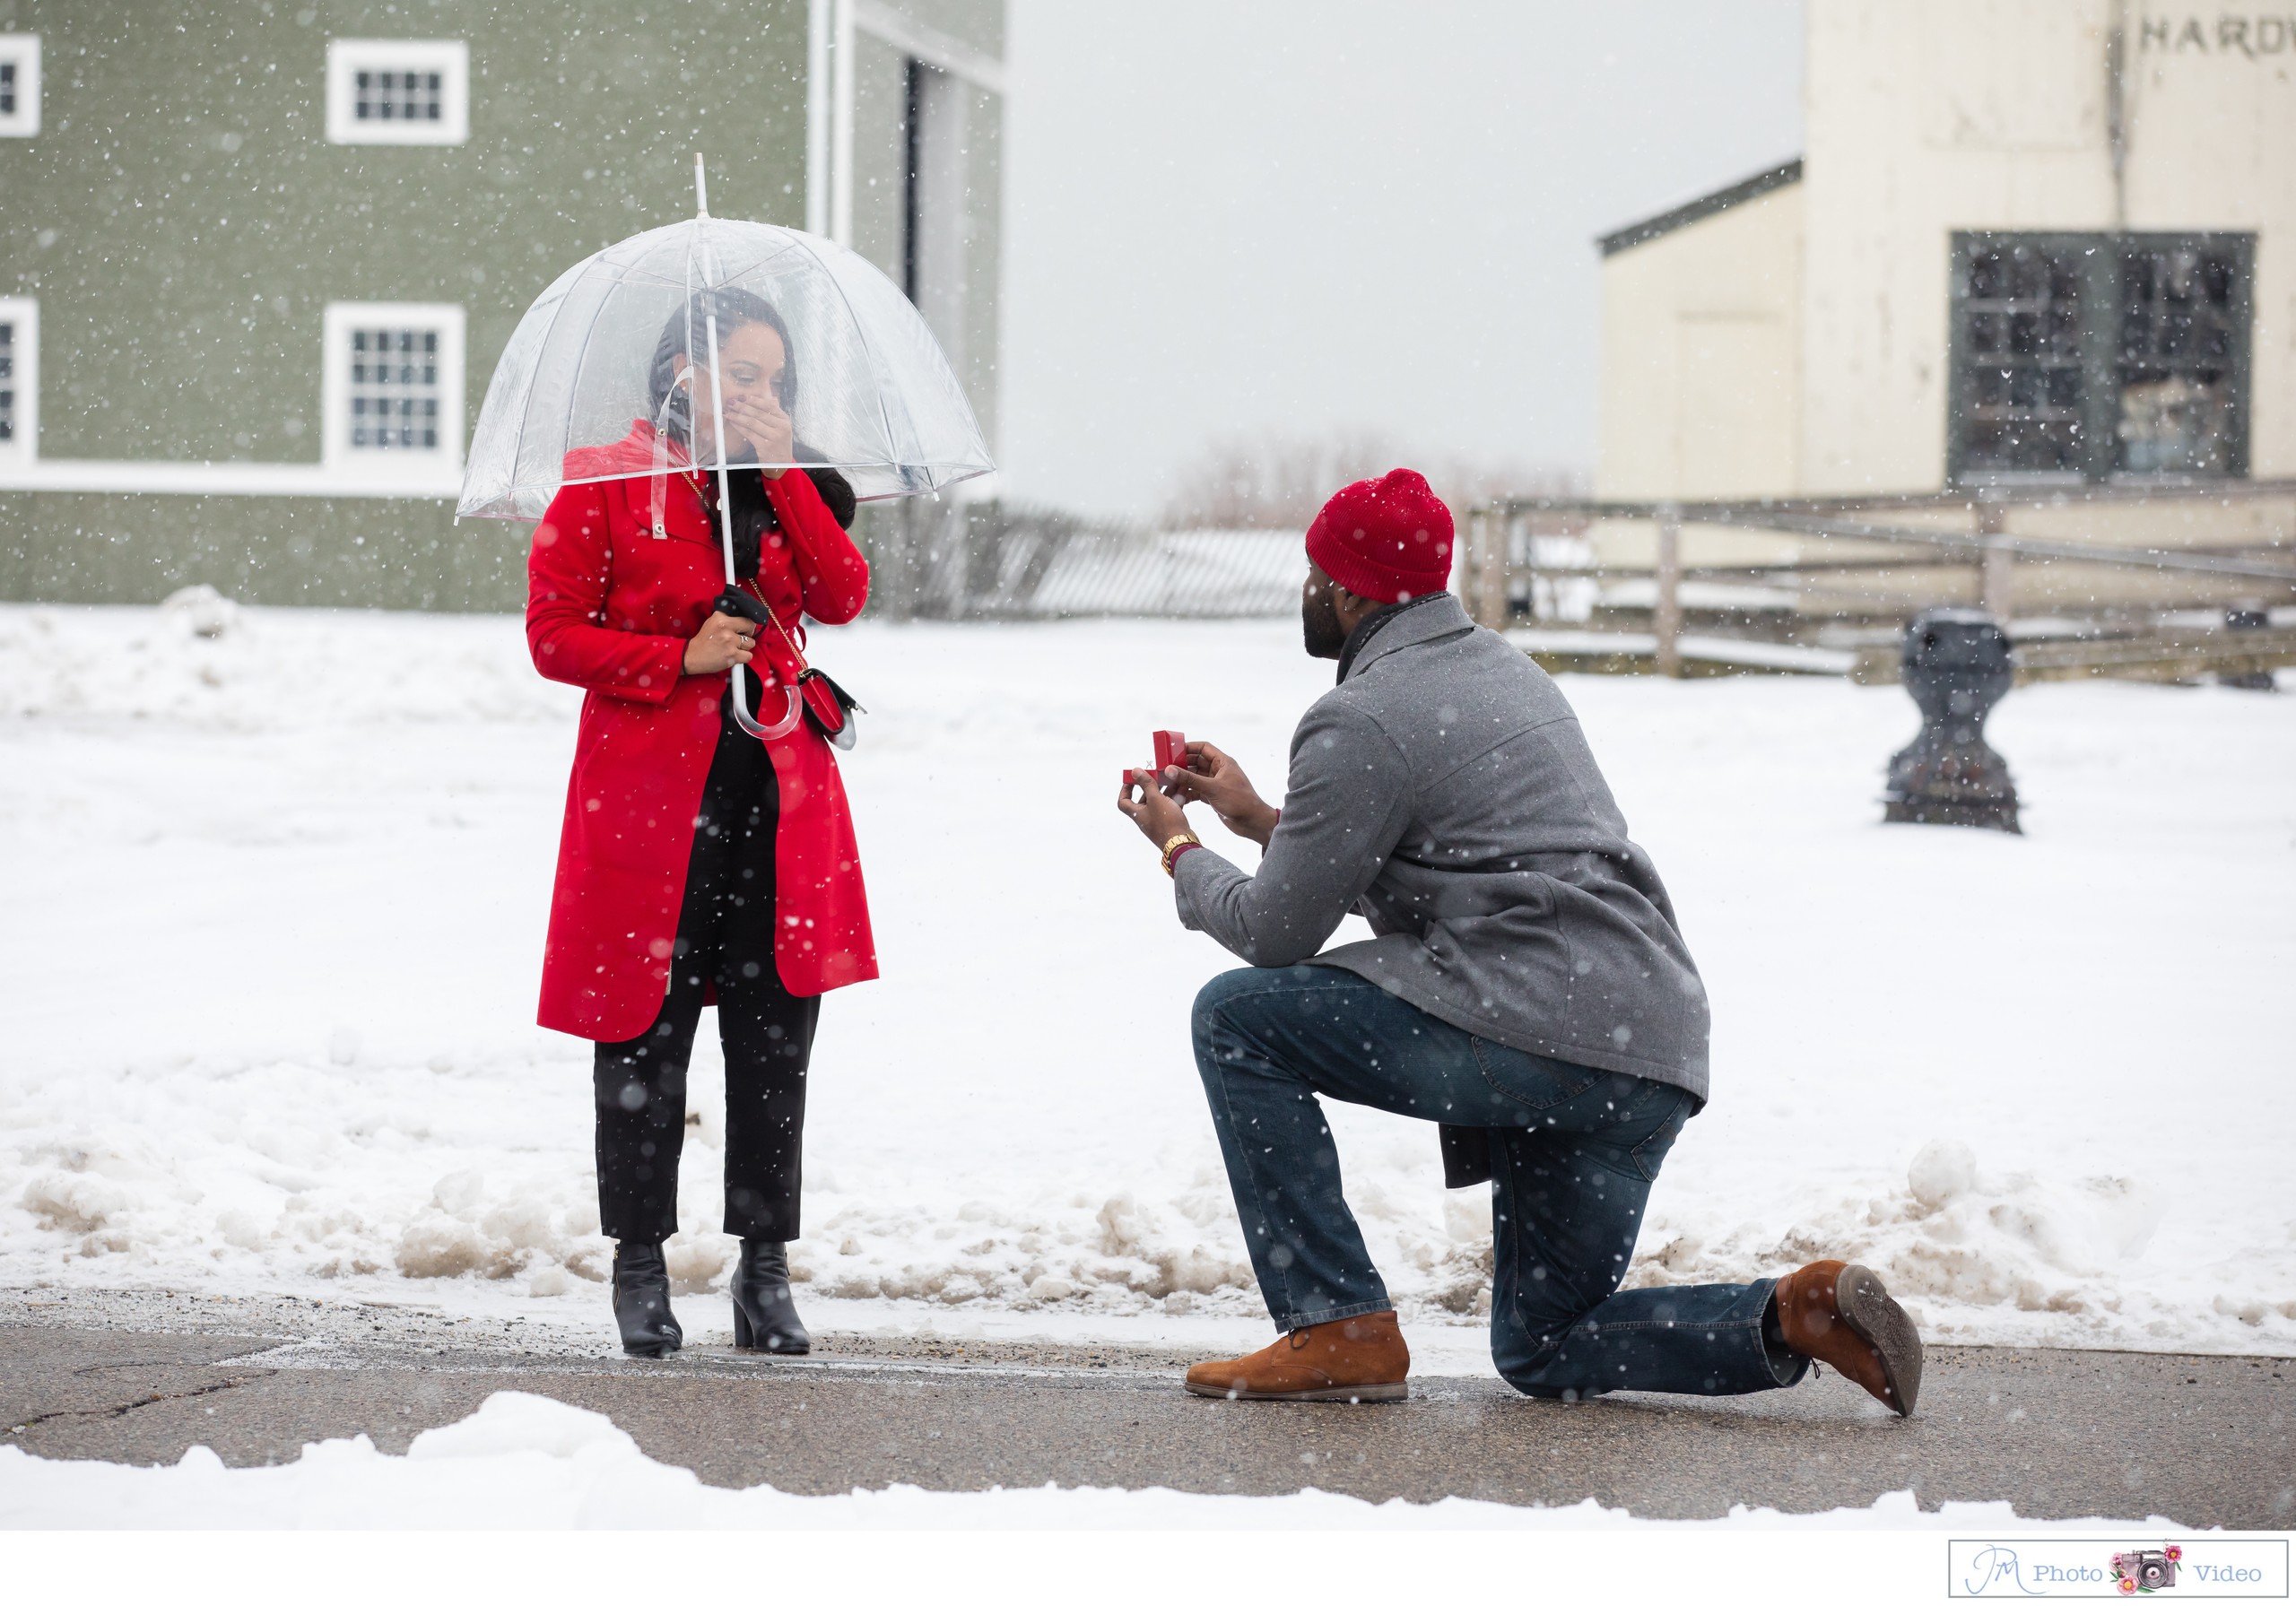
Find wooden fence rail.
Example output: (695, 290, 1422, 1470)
(1463, 482, 2296, 680)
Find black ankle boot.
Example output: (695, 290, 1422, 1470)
(731, 1239, 811, 1354)
(612, 1241, 683, 1358)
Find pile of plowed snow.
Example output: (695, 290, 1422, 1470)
(2, 603, 2291, 1359)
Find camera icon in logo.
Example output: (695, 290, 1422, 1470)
(2110, 1545, 2182, 1594)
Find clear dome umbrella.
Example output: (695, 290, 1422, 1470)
(457, 156, 994, 734)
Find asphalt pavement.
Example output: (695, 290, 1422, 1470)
(2, 1289, 2288, 1525)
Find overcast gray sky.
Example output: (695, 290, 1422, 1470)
(996, 0, 1805, 520)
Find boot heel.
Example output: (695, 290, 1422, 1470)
(730, 1238, 812, 1356)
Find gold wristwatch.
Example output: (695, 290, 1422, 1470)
(1160, 831, 1203, 877)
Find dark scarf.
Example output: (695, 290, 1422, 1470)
(712, 457, 859, 578)
(1335, 591, 1448, 683)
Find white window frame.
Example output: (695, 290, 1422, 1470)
(0, 34, 40, 138)
(0, 298, 36, 464)
(321, 302, 465, 481)
(326, 39, 468, 146)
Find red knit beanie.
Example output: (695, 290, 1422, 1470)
(1302, 469, 1455, 604)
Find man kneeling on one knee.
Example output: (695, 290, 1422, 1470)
(1117, 469, 1922, 1414)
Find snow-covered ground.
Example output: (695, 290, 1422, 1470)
(2, 598, 2292, 1362)
(0, 1388, 2185, 1531)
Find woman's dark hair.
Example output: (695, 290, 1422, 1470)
(646, 289, 855, 573)
(648, 288, 798, 430)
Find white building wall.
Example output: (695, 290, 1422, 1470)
(1802, 0, 2116, 493)
(1596, 183, 1804, 501)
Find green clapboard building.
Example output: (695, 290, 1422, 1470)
(0, 0, 1004, 609)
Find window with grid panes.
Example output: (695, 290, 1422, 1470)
(354, 66, 443, 126)
(0, 319, 14, 444)
(2116, 244, 2243, 475)
(1955, 242, 2086, 476)
(0, 33, 37, 136)
(1949, 232, 2252, 483)
(348, 326, 442, 451)
(326, 40, 465, 145)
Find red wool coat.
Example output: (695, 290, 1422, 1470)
(526, 422, 877, 1043)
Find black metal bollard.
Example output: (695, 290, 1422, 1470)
(2222, 607, 2277, 691)
(1883, 608, 2021, 833)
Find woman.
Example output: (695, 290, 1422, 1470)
(526, 288, 875, 1358)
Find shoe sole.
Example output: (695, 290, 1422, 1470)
(1183, 1379, 1409, 1403)
(1835, 1263, 1923, 1418)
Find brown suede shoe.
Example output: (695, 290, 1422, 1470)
(1184, 1310, 1411, 1402)
(1774, 1260, 1923, 1418)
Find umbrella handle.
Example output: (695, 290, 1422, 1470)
(730, 664, 804, 741)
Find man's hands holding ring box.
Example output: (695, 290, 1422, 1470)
(1118, 728, 1192, 848)
(1118, 730, 1281, 853)
(1161, 740, 1281, 847)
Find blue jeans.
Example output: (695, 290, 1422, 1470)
(1192, 966, 1805, 1401)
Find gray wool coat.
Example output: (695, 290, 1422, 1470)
(1174, 592, 1711, 1124)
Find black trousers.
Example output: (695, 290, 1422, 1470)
(593, 699, 819, 1245)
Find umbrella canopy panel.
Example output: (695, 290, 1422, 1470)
(458, 218, 994, 520)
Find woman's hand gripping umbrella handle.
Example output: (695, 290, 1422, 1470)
(717, 590, 804, 741)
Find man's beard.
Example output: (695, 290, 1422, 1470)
(1302, 584, 1346, 658)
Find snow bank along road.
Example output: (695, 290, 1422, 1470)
(1, 1294, 2288, 1527)
(1, 603, 2292, 1362)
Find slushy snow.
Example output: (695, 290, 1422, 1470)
(1, 602, 2292, 1358)
(0, 1388, 2192, 1529)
